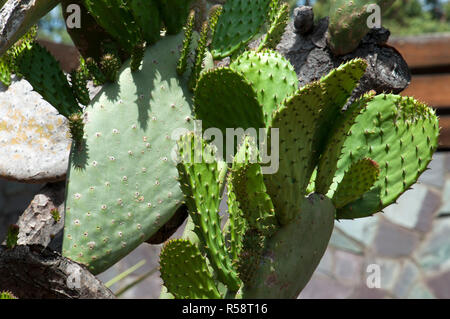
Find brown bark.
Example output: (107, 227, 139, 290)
(0, 245, 115, 299)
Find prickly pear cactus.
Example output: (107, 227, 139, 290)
(211, 0, 272, 59)
(159, 47, 439, 299)
(327, 0, 395, 55)
(62, 34, 194, 274)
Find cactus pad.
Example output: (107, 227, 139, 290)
(160, 239, 221, 299)
(230, 136, 278, 236)
(83, 0, 141, 52)
(243, 193, 335, 298)
(326, 94, 439, 219)
(264, 82, 325, 225)
(332, 158, 380, 209)
(63, 34, 194, 274)
(194, 67, 264, 160)
(211, 0, 272, 59)
(230, 50, 298, 124)
(15, 42, 81, 118)
(176, 133, 241, 291)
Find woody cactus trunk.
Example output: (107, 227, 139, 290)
(0, 0, 440, 298)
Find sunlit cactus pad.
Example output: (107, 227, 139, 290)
(63, 34, 194, 274)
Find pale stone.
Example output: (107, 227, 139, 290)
(0, 77, 71, 183)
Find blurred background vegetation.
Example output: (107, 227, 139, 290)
(38, 0, 450, 45)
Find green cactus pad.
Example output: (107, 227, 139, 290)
(83, 0, 141, 52)
(234, 229, 265, 286)
(264, 82, 325, 225)
(230, 50, 298, 124)
(194, 67, 264, 160)
(257, 2, 290, 52)
(315, 58, 368, 154)
(226, 174, 247, 262)
(328, 0, 395, 56)
(189, 21, 209, 90)
(157, 0, 194, 35)
(63, 34, 194, 275)
(332, 158, 380, 209)
(128, 0, 161, 45)
(177, 10, 195, 76)
(160, 239, 221, 299)
(176, 133, 241, 291)
(327, 94, 439, 219)
(243, 193, 335, 298)
(230, 136, 278, 236)
(316, 92, 375, 195)
(211, 0, 272, 59)
(70, 65, 90, 106)
(15, 42, 81, 118)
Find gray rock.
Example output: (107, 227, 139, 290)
(293, 6, 314, 35)
(277, 16, 411, 98)
(0, 77, 71, 183)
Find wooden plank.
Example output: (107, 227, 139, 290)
(389, 34, 450, 69)
(401, 74, 450, 109)
(440, 116, 450, 149)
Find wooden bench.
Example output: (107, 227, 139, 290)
(389, 33, 450, 150)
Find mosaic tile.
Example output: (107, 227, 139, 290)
(418, 153, 446, 189)
(335, 215, 379, 246)
(393, 260, 420, 298)
(415, 218, 450, 274)
(373, 220, 420, 257)
(384, 184, 428, 230)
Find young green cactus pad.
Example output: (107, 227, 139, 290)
(327, 0, 395, 55)
(230, 50, 298, 124)
(242, 193, 335, 298)
(211, 0, 272, 59)
(177, 10, 196, 76)
(15, 42, 81, 118)
(229, 136, 278, 237)
(160, 239, 221, 299)
(194, 67, 264, 159)
(63, 34, 194, 275)
(157, 0, 195, 35)
(257, 2, 290, 52)
(82, 0, 141, 52)
(128, 0, 161, 45)
(322, 94, 440, 219)
(332, 158, 380, 209)
(176, 133, 241, 291)
(263, 82, 326, 225)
